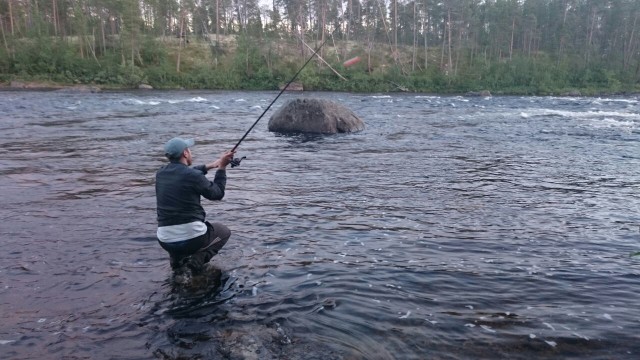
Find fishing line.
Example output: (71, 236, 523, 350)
(229, 22, 344, 167)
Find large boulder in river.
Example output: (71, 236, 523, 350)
(268, 98, 365, 134)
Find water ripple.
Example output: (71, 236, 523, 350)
(0, 91, 639, 359)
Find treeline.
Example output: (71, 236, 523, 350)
(1, 0, 640, 94)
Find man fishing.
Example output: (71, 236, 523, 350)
(155, 137, 235, 275)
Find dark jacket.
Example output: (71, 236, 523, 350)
(156, 162, 226, 227)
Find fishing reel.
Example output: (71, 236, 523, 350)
(230, 156, 246, 168)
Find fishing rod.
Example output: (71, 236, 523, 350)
(229, 24, 343, 168)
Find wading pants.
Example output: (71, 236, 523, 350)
(158, 221, 230, 273)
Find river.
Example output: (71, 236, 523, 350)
(0, 90, 639, 359)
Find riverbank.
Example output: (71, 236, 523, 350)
(3, 79, 639, 97)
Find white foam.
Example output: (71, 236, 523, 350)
(592, 118, 635, 130)
(399, 310, 411, 319)
(126, 98, 161, 105)
(603, 313, 613, 320)
(0, 340, 15, 345)
(573, 332, 589, 340)
(545, 340, 557, 347)
(592, 97, 639, 104)
(480, 325, 496, 333)
(538, 108, 640, 121)
(543, 322, 556, 331)
(167, 97, 208, 104)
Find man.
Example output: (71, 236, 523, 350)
(155, 137, 235, 274)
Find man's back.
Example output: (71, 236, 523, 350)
(156, 162, 208, 227)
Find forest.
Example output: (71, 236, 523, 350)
(1, 0, 640, 94)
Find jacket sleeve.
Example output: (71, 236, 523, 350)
(193, 164, 208, 175)
(195, 169, 227, 200)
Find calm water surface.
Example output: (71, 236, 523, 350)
(0, 90, 639, 359)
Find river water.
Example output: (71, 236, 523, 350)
(0, 90, 639, 359)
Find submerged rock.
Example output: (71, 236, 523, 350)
(268, 98, 365, 134)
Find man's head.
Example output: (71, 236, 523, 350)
(164, 137, 194, 165)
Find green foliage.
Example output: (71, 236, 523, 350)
(244, 66, 278, 90)
(180, 65, 242, 89)
(140, 38, 169, 66)
(9, 38, 100, 83)
(231, 35, 264, 82)
(0, 47, 10, 77)
(297, 66, 324, 90)
(144, 63, 180, 88)
(2, 33, 638, 94)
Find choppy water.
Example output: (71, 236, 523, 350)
(1, 90, 639, 359)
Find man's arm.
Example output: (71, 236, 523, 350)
(196, 170, 226, 200)
(196, 150, 235, 200)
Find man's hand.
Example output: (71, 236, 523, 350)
(206, 150, 236, 170)
(218, 150, 235, 169)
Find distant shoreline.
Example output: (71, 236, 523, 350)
(1, 80, 638, 97)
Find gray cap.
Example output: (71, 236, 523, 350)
(164, 137, 194, 159)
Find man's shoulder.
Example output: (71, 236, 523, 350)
(157, 163, 205, 178)
(156, 163, 176, 176)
